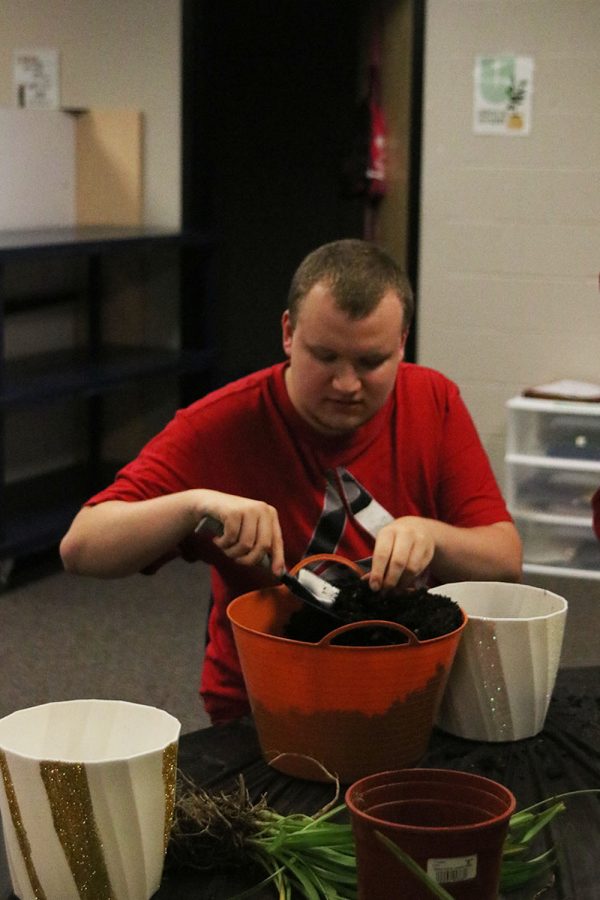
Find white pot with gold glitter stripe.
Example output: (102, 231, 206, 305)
(0, 699, 180, 900)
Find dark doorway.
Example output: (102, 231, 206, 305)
(182, 1, 423, 382)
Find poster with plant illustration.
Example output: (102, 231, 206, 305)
(473, 55, 534, 135)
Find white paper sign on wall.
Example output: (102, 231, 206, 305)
(13, 48, 60, 109)
(473, 56, 534, 136)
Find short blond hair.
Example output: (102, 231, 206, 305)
(287, 239, 414, 330)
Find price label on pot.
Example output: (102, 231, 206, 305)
(427, 854, 477, 884)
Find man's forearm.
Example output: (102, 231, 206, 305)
(60, 488, 287, 579)
(430, 520, 522, 584)
(59, 494, 200, 578)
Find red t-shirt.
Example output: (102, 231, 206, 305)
(86, 362, 512, 721)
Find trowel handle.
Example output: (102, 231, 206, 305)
(195, 515, 271, 569)
(195, 514, 225, 537)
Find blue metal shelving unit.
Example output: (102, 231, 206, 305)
(0, 226, 215, 561)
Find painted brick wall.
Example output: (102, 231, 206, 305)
(417, 0, 600, 481)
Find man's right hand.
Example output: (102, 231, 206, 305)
(194, 491, 285, 576)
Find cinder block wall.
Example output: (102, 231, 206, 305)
(417, 0, 600, 481)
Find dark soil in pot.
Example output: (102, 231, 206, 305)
(284, 579, 462, 647)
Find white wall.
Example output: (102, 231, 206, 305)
(0, 0, 181, 227)
(418, 0, 600, 481)
(2, 0, 599, 479)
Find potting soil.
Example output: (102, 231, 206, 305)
(283, 579, 462, 646)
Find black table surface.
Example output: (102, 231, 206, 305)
(1, 667, 599, 899)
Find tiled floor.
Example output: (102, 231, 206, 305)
(0, 556, 212, 734)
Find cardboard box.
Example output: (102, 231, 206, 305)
(0, 107, 142, 230)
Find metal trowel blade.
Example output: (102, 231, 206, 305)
(195, 515, 342, 619)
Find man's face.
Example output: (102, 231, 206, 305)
(282, 281, 407, 436)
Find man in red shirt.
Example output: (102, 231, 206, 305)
(60, 240, 522, 721)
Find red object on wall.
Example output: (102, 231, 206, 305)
(592, 487, 600, 541)
(340, 20, 387, 220)
(366, 94, 387, 199)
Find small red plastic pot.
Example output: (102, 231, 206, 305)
(345, 768, 516, 899)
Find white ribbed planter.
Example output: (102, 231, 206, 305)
(430, 582, 567, 742)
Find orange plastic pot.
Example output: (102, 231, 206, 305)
(346, 768, 516, 900)
(227, 555, 467, 782)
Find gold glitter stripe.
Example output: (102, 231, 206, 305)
(162, 741, 178, 854)
(0, 751, 48, 900)
(40, 761, 113, 900)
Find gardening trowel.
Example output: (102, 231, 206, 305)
(195, 515, 344, 620)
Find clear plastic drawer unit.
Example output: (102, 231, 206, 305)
(505, 396, 600, 579)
